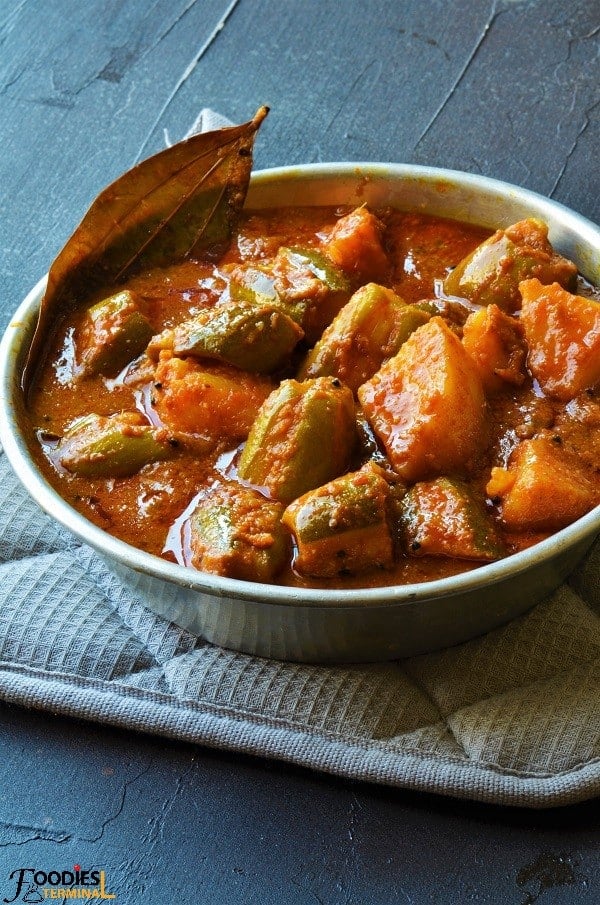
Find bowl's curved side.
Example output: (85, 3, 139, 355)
(1, 165, 599, 662)
(105, 527, 595, 662)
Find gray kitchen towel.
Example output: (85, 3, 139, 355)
(1, 111, 598, 808)
(1, 440, 599, 809)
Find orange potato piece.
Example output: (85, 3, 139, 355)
(462, 304, 526, 393)
(153, 351, 273, 440)
(487, 435, 599, 531)
(520, 279, 600, 400)
(358, 317, 486, 482)
(321, 206, 389, 282)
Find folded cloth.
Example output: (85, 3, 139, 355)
(1, 112, 599, 809)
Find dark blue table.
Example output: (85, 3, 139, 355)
(1, 2, 599, 902)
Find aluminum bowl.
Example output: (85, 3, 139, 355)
(1, 164, 600, 663)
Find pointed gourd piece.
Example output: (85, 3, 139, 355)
(443, 218, 577, 312)
(161, 301, 304, 373)
(299, 283, 430, 391)
(282, 462, 395, 577)
(188, 481, 289, 582)
(400, 476, 504, 561)
(237, 376, 357, 504)
(56, 412, 176, 478)
(75, 290, 153, 378)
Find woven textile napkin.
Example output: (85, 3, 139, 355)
(1, 111, 599, 808)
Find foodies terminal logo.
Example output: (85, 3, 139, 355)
(3, 865, 115, 902)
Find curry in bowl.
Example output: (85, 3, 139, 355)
(25, 201, 600, 590)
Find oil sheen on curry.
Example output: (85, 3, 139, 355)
(27, 205, 600, 589)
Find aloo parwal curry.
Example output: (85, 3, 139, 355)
(26, 202, 600, 588)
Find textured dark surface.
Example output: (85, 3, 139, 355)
(0, 0, 599, 901)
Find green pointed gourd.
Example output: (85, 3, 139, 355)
(282, 462, 395, 577)
(166, 301, 304, 373)
(56, 412, 175, 478)
(399, 476, 504, 561)
(188, 482, 289, 582)
(443, 218, 577, 312)
(76, 290, 153, 378)
(237, 376, 356, 503)
(298, 283, 430, 391)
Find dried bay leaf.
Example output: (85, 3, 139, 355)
(23, 106, 269, 394)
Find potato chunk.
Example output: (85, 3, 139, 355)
(321, 206, 389, 282)
(519, 279, 600, 400)
(462, 304, 526, 393)
(153, 352, 273, 440)
(358, 317, 485, 482)
(487, 435, 599, 531)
